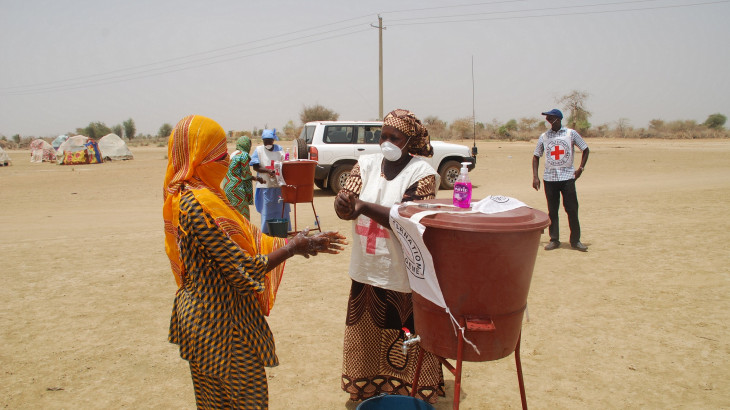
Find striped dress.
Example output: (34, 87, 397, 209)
(169, 190, 276, 409)
(223, 151, 255, 220)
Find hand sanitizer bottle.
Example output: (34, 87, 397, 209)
(285, 148, 290, 161)
(452, 162, 472, 208)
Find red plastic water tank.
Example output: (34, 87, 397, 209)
(280, 160, 317, 203)
(397, 198, 549, 362)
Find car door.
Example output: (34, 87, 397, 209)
(320, 125, 357, 165)
(354, 125, 382, 158)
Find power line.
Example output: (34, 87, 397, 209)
(0, 14, 376, 94)
(388, 0, 730, 26)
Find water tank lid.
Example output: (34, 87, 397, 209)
(397, 198, 549, 233)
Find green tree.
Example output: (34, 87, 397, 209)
(703, 113, 726, 129)
(12, 134, 20, 144)
(111, 124, 123, 137)
(158, 123, 173, 138)
(79, 122, 111, 140)
(123, 118, 136, 140)
(557, 90, 592, 133)
(299, 104, 339, 123)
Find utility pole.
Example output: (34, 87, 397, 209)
(371, 15, 385, 120)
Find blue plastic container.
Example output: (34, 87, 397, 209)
(356, 394, 434, 410)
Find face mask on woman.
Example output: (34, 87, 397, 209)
(264, 144, 275, 151)
(380, 137, 410, 162)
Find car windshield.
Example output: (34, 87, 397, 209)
(300, 125, 316, 144)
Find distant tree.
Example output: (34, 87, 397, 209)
(300, 104, 339, 123)
(79, 122, 112, 140)
(557, 90, 592, 133)
(281, 120, 299, 140)
(123, 118, 136, 140)
(517, 117, 541, 133)
(703, 113, 726, 129)
(649, 119, 665, 130)
(449, 117, 473, 139)
(111, 124, 123, 137)
(423, 115, 448, 140)
(158, 123, 173, 138)
(616, 118, 631, 138)
(12, 134, 20, 144)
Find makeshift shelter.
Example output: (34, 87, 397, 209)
(98, 133, 133, 160)
(57, 135, 103, 165)
(30, 139, 56, 162)
(52, 134, 68, 150)
(0, 146, 10, 166)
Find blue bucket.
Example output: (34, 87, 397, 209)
(356, 394, 434, 410)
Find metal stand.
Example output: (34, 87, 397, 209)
(410, 324, 528, 410)
(281, 185, 321, 235)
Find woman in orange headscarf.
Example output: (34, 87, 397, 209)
(163, 115, 345, 409)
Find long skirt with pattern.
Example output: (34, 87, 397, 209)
(341, 280, 445, 403)
(188, 330, 268, 409)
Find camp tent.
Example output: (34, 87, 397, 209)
(0, 146, 10, 166)
(56, 135, 103, 165)
(52, 134, 68, 150)
(98, 133, 133, 160)
(30, 139, 56, 162)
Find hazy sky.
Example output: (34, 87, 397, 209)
(1, 0, 728, 137)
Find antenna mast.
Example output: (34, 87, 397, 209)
(471, 56, 478, 156)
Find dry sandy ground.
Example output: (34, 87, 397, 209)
(1, 138, 728, 409)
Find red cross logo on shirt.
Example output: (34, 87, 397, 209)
(355, 218, 390, 254)
(550, 145, 565, 160)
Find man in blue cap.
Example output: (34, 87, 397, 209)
(251, 129, 291, 234)
(532, 109, 590, 251)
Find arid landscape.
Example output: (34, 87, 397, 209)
(1, 138, 728, 409)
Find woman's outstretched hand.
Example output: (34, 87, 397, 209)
(287, 229, 348, 259)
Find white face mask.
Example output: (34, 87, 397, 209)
(264, 144, 275, 151)
(380, 141, 403, 161)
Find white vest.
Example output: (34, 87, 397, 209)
(543, 128, 574, 170)
(349, 154, 438, 292)
(254, 145, 283, 188)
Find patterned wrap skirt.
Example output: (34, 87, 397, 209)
(341, 280, 445, 403)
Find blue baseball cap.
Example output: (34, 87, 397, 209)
(261, 128, 279, 140)
(541, 109, 563, 118)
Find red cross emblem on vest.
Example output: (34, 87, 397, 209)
(355, 217, 390, 254)
(550, 145, 565, 160)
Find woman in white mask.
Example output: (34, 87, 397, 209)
(334, 109, 444, 404)
(251, 129, 291, 234)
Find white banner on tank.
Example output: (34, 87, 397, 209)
(389, 205, 480, 354)
(389, 196, 532, 355)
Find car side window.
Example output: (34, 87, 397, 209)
(324, 126, 355, 144)
(357, 126, 382, 144)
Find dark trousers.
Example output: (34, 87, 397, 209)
(544, 179, 581, 245)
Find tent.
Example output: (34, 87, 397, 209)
(98, 133, 133, 161)
(56, 135, 103, 165)
(30, 139, 56, 162)
(52, 134, 68, 150)
(0, 146, 10, 166)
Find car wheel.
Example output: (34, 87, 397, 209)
(439, 160, 462, 190)
(314, 178, 326, 190)
(296, 138, 308, 160)
(330, 165, 353, 194)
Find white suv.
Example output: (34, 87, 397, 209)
(294, 121, 476, 193)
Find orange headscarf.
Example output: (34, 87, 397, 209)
(163, 115, 285, 315)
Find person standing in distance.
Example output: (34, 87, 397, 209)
(532, 108, 590, 251)
(251, 129, 291, 234)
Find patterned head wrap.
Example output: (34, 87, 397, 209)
(383, 108, 433, 158)
(162, 116, 286, 316)
(236, 135, 252, 154)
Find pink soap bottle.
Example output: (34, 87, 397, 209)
(452, 162, 472, 208)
